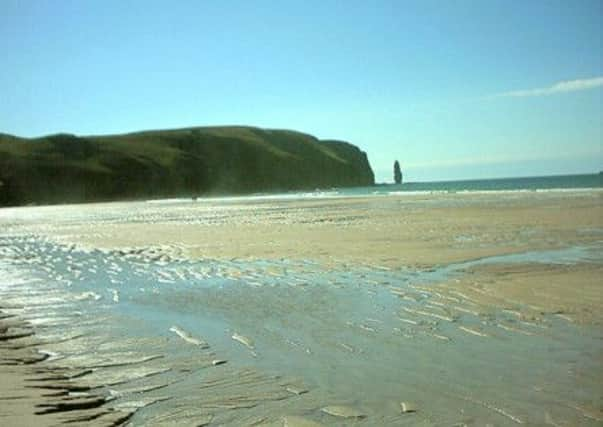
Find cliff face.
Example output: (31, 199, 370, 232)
(0, 126, 374, 206)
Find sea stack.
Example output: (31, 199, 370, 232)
(394, 160, 403, 184)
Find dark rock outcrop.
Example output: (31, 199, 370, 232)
(394, 160, 402, 184)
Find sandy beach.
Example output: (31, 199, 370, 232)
(7, 190, 600, 267)
(1, 190, 602, 426)
(3, 0, 601, 424)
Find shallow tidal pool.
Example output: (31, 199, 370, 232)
(1, 233, 601, 426)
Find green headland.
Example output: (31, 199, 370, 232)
(0, 126, 374, 206)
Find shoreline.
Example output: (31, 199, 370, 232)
(1, 184, 601, 211)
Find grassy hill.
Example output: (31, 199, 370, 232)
(0, 126, 374, 206)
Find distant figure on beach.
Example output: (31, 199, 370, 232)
(394, 160, 403, 184)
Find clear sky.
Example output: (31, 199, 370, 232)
(1, 0, 601, 182)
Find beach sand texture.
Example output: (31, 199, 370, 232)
(1, 190, 601, 426)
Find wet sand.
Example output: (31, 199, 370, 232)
(0, 367, 51, 427)
(438, 261, 603, 324)
(0, 316, 52, 427)
(1, 190, 602, 426)
(32, 190, 603, 268)
(26, 190, 603, 325)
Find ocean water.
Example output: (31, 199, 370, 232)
(366, 173, 603, 195)
(147, 173, 602, 204)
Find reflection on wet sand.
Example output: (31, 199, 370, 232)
(0, 191, 601, 426)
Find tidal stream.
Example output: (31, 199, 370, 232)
(1, 235, 601, 426)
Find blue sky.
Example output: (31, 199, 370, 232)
(1, 0, 601, 182)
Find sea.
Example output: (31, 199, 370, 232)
(367, 172, 602, 194)
(174, 173, 603, 204)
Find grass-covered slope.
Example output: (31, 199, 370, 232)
(0, 126, 374, 206)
